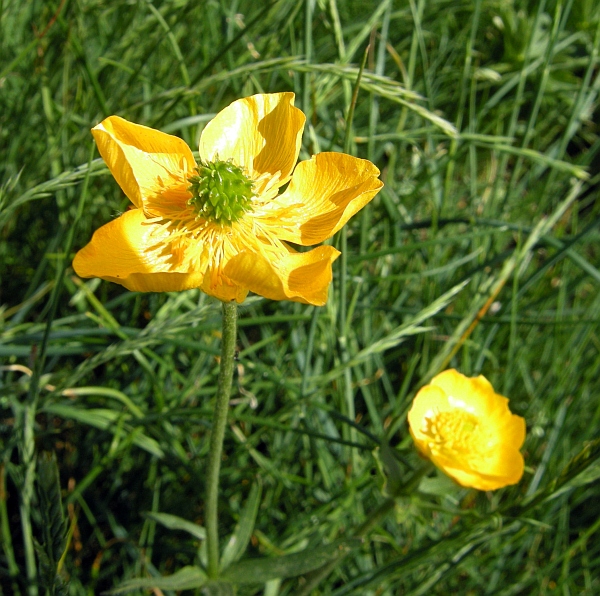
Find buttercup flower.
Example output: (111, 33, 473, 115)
(408, 369, 525, 490)
(73, 93, 383, 305)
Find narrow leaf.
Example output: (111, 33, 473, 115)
(220, 479, 263, 570)
(42, 404, 164, 458)
(318, 279, 469, 383)
(107, 566, 208, 594)
(143, 511, 206, 541)
(221, 541, 353, 584)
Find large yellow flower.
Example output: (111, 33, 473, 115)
(407, 369, 526, 491)
(73, 93, 383, 305)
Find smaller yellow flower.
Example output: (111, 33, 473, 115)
(407, 369, 525, 491)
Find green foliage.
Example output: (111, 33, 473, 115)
(106, 565, 208, 593)
(1, 0, 600, 594)
(34, 452, 69, 595)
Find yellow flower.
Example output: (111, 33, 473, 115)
(73, 92, 383, 305)
(407, 369, 525, 491)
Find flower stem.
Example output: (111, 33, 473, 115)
(205, 300, 238, 579)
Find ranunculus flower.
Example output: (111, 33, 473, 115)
(73, 92, 382, 305)
(407, 369, 525, 490)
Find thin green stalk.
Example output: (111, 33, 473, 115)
(443, 0, 481, 206)
(506, 0, 563, 200)
(537, 15, 600, 211)
(151, 1, 276, 126)
(485, 0, 547, 217)
(295, 498, 396, 596)
(18, 405, 37, 596)
(296, 463, 433, 596)
(0, 464, 19, 583)
(339, 46, 370, 471)
(503, 231, 522, 396)
(395, 0, 421, 134)
(329, 0, 352, 118)
(145, 0, 195, 118)
(300, 307, 319, 397)
(205, 300, 238, 579)
(359, 3, 392, 437)
(16, 142, 95, 596)
(303, 0, 315, 117)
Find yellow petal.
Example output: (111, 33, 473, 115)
(92, 116, 196, 209)
(407, 384, 449, 446)
(430, 369, 498, 417)
(442, 445, 525, 491)
(223, 245, 340, 306)
(499, 412, 527, 450)
(199, 93, 305, 194)
(469, 443, 525, 485)
(105, 271, 205, 293)
(440, 466, 507, 492)
(270, 152, 383, 245)
(422, 435, 524, 490)
(73, 209, 204, 292)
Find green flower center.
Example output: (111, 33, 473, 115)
(187, 159, 255, 225)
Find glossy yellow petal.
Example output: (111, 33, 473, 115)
(500, 412, 527, 450)
(441, 457, 524, 491)
(223, 245, 340, 306)
(407, 384, 449, 447)
(199, 93, 305, 194)
(92, 116, 196, 209)
(269, 152, 383, 245)
(73, 209, 204, 292)
(442, 444, 525, 491)
(430, 369, 498, 417)
(407, 369, 526, 490)
(106, 271, 205, 293)
(469, 443, 525, 483)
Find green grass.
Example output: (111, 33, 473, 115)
(1, 0, 600, 594)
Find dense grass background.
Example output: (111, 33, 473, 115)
(2, 0, 600, 594)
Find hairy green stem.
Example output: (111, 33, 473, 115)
(205, 300, 238, 579)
